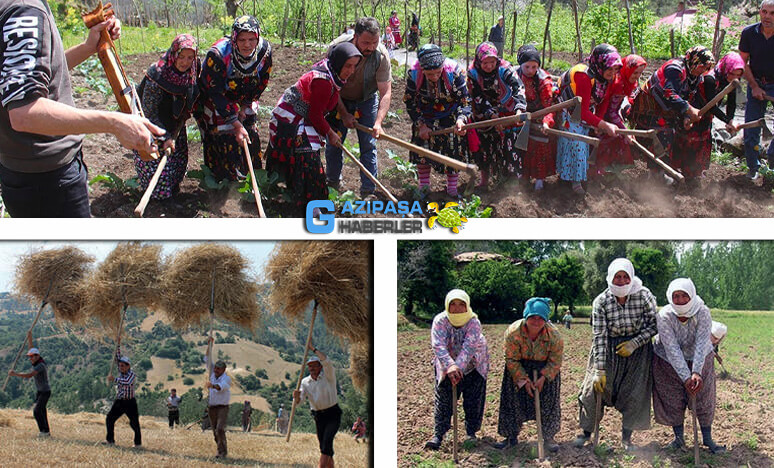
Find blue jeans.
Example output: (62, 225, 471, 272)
(744, 81, 774, 173)
(325, 93, 379, 192)
(0, 151, 90, 218)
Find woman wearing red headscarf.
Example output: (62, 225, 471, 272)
(592, 55, 647, 175)
(134, 34, 199, 199)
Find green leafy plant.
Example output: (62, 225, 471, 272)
(238, 169, 282, 202)
(327, 187, 357, 211)
(186, 124, 202, 143)
(745, 432, 759, 450)
(384, 149, 418, 180)
(88, 172, 139, 194)
(187, 164, 230, 191)
(458, 194, 492, 218)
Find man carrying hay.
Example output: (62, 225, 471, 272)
(105, 348, 142, 447)
(167, 388, 181, 429)
(7, 332, 51, 437)
(205, 337, 232, 459)
(293, 345, 341, 468)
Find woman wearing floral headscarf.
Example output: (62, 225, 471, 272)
(710, 52, 745, 122)
(195, 15, 272, 181)
(556, 44, 621, 194)
(592, 54, 646, 175)
(265, 42, 362, 216)
(652, 278, 725, 454)
(515, 45, 556, 191)
(404, 44, 471, 198)
(134, 34, 199, 199)
(467, 42, 527, 188)
(629, 47, 712, 181)
(495, 297, 563, 452)
(424, 289, 489, 451)
(574, 258, 657, 451)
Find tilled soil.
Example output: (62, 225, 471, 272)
(397, 322, 774, 467)
(25, 44, 774, 218)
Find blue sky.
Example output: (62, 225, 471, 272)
(0, 241, 276, 293)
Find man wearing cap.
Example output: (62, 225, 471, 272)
(167, 388, 181, 429)
(293, 343, 341, 468)
(326, 16, 393, 198)
(8, 332, 50, 437)
(105, 347, 142, 447)
(205, 340, 231, 459)
(488, 16, 505, 57)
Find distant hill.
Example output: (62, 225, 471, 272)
(0, 291, 368, 434)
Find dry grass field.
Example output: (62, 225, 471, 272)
(0, 408, 368, 467)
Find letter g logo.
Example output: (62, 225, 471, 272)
(306, 200, 335, 234)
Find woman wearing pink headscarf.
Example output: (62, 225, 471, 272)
(710, 52, 745, 123)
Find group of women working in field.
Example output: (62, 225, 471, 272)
(425, 259, 729, 456)
(134, 13, 754, 214)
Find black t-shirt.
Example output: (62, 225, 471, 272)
(0, 0, 82, 172)
(739, 23, 774, 81)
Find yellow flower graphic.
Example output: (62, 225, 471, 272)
(228, 81, 237, 90)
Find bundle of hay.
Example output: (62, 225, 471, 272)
(82, 242, 163, 331)
(349, 342, 370, 393)
(14, 246, 95, 323)
(265, 241, 370, 344)
(160, 243, 260, 330)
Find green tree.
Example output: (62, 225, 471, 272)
(629, 246, 676, 304)
(455, 260, 531, 321)
(398, 241, 455, 319)
(532, 251, 586, 319)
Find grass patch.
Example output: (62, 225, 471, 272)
(61, 25, 229, 55)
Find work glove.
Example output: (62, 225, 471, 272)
(615, 340, 637, 357)
(593, 370, 606, 393)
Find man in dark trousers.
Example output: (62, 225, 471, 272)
(167, 388, 181, 429)
(739, 0, 774, 180)
(488, 16, 505, 57)
(0, 0, 164, 217)
(105, 348, 142, 447)
(7, 332, 50, 437)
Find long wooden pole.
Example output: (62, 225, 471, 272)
(286, 302, 318, 442)
(698, 79, 740, 117)
(692, 395, 699, 465)
(593, 391, 601, 447)
(712, 0, 724, 58)
(624, 0, 635, 53)
(338, 144, 398, 203)
(544, 128, 599, 146)
(541, 0, 554, 65)
(354, 123, 477, 173)
(107, 301, 129, 380)
(1, 280, 53, 391)
(452, 383, 458, 462)
(133, 147, 172, 217)
(571, 0, 582, 61)
(533, 370, 544, 459)
(241, 140, 267, 218)
(631, 139, 684, 181)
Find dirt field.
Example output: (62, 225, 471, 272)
(397, 316, 774, 467)
(0, 408, 368, 467)
(46, 45, 774, 218)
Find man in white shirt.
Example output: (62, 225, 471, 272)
(294, 344, 341, 468)
(166, 388, 181, 429)
(205, 337, 231, 459)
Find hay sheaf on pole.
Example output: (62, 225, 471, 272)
(160, 243, 261, 330)
(265, 241, 370, 344)
(13, 246, 95, 323)
(349, 341, 370, 392)
(82, 242, 164, 330)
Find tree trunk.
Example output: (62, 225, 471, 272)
(712, 0, 725, 58)
(437, 0, 441, 47)
(225, 0, 238, 18)
(511, 11, 517, 55)
(523, 0, 533, 44)
(281, 0, 291, 45)
(541, 0, 554, 65)
(624, 0, 635, 53)
(466, 0, 470, 66)
(571, 0, 582, 61)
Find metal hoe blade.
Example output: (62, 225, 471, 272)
(515, 120, 531, 151)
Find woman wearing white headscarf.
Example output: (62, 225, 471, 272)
(424, 289, 489, 451)
(652, 278, 725, 454)
(574, 258, 658, 451)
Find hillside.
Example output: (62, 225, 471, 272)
(0, 408, 369, 467)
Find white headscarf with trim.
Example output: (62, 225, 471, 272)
(606, 258, 643, 298)
(663, 277, 704, 318)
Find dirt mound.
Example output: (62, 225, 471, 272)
(24, 46, 774, 218)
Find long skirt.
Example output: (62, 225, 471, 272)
(133, 130, 189, 200)
(629, 91, 678, 170)
(198, 115, 262, 181)
(520, 133, 556, 180)
(498, 360, 561, 441)
(433, 368, 486, 438)
(265, 119, 327, 216)
(652, 352, 716, 427)
(472, 126, 521, 177)
(592, 134, 634, 174)
(409, 117, 467, 176)
(671, 124, 712, 179)
(578, 335, 653, 432)
(556, 116, 590, 182)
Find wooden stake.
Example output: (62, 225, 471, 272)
(534, 370, 544, 459)
(133, 147, 172, 217)
(541, 0, 554, 65)
(1, 280, 53, 391)
(286, 301, 318, 442)
(241, 140, 267, 218)
(625, 0, 635, 53)
(692, 394, 700, 466)
(571, 0, 582, 61)
(452, 382, 458, 463)
(593, 391, 601, 447)
(712, 0, 724, 58)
